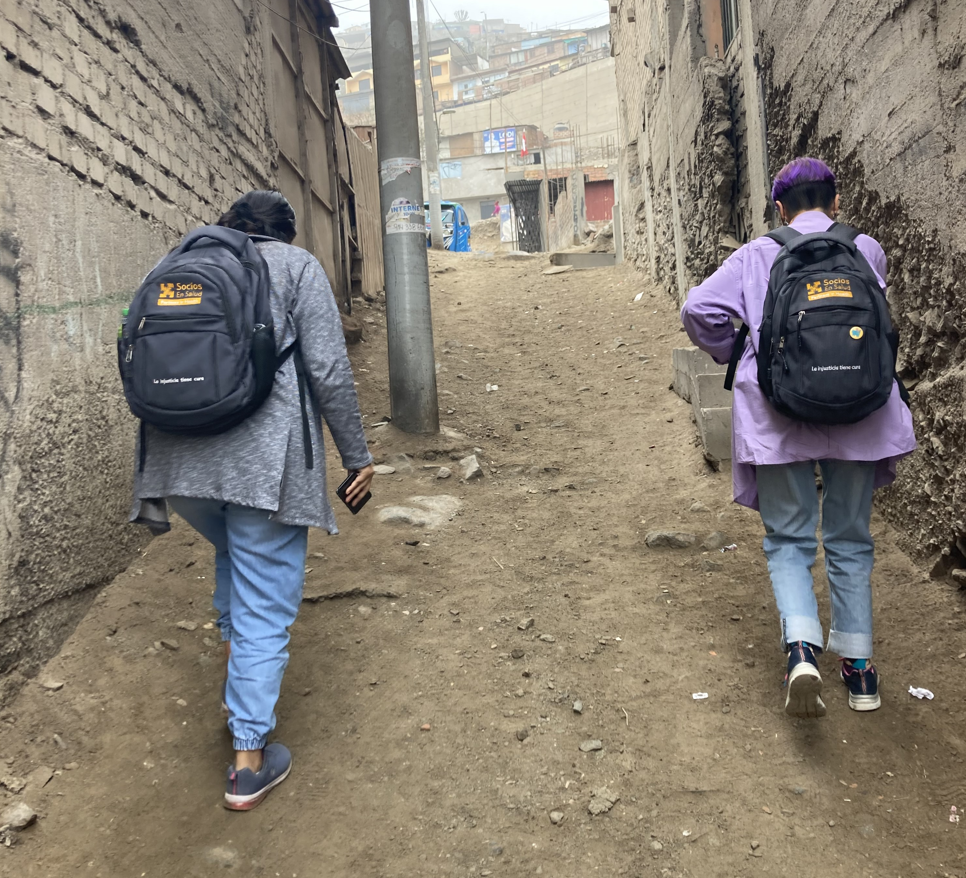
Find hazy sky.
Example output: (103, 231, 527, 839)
(330, 1, 609, 33)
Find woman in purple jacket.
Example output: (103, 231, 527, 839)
(681, 158, 916, 719)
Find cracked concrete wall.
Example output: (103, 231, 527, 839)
(0, 0, 278, 702)
(755, 0, 966, 563)
(612, 1, 737, 303)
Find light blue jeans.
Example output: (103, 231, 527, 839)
(756, 460, 876, 659)
(168, 497, 308, 751)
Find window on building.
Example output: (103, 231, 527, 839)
(432, 64, 443, 77)
(433, 90, 439, 101)
(359, 79, 370, 92)
(721, 0, 739, 50)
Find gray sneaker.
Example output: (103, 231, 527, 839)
(224, 743, 292, 811)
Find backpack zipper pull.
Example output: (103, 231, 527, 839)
(777, 337, 788, 372)
(798, 311, 805, 350)
(125, 346, 134, 363)
(138, 317, 146, 330)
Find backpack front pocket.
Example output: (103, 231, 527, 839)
(788, 309, 879, 406)
(132, 316, 231, 411)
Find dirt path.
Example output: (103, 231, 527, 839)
(1, 251, 965, 878)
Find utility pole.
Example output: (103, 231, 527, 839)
(370, 0, 440, 434)
(416, 0, 444, 250)
(499, 93, 508, 176)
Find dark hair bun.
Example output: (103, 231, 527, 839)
(217, 190, 297, 243)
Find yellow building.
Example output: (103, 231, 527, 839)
(344, 69, 374, 95)
(345, 39, 463, 106)
(414, 46, 455, 103)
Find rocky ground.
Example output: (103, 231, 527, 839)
(0, 249, 964, 877)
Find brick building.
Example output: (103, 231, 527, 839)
(610, 0, 966, 565)
(0, 0, 383, 700)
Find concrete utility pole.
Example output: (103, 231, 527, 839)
(370, 0, 440, 434)
(416, 0, 445, 250)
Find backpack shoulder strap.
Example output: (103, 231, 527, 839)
(764, 227, 801, 247)
(724, 322, 750, 392)
(828, 222, 861, 242)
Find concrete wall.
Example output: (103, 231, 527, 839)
(0, 0, 369, 701)
(0, 0, 275, 700)
(435, 153, 506, 218)
(613, 1, 737, 303)
(546, 186, 575, 253)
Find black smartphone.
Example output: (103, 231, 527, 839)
(336, 471, 371, 514)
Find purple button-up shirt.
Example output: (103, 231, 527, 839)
(681, 210, 917, 509)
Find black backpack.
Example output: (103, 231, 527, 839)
(725, 224, 907, 424)
(118, 225, 312, 467)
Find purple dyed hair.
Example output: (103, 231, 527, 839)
(771, 157, 836, 203)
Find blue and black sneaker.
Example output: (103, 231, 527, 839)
(224, 743, 292, 811)
(840, 659, 881, 711)
(784, 641, 826, 718)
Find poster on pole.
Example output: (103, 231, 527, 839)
(385, 198, 425, 235)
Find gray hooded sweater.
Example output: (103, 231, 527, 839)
(130, 240, 373, 533)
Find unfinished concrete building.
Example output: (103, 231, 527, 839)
(0, 0, 383, 701)
(611, 0, 966, 564)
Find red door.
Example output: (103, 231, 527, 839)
(585, 180, 615, 222)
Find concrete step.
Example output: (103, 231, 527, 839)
(693, 371, 731, 410)
(697, 406, 732, 462)
(672, 346, 732, 460)
(672, 346, 726, 403)
(549, 252, 617, 269)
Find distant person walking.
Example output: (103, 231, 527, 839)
(125, 191, 374, 807)
(681, 158, 916, 718)
(492, 200, 501, 218)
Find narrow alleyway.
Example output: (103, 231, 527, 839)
(1, 250, 964, 877)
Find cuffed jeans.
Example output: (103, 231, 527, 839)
(756, 460, 876, 659)
(168, 497, 308, 751)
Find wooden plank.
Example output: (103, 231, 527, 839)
(344, 120, 385, 298)
(305, 88, 330, 122)
(289, 0, 317, 260)
(314, 6, 347, 307)
(271, 32, 298, 77)
(305, 103, 332, 205)
(268, 0, 293, 50)
(333, 104, 351, 182)
(271, 44, 302, 172)
(278, 149, 305, 180)
(309, 185, 334, 214)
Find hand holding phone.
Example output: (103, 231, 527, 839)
(336, 465, 374, 514)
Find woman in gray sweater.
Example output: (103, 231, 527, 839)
(130, 191, 374, 809)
